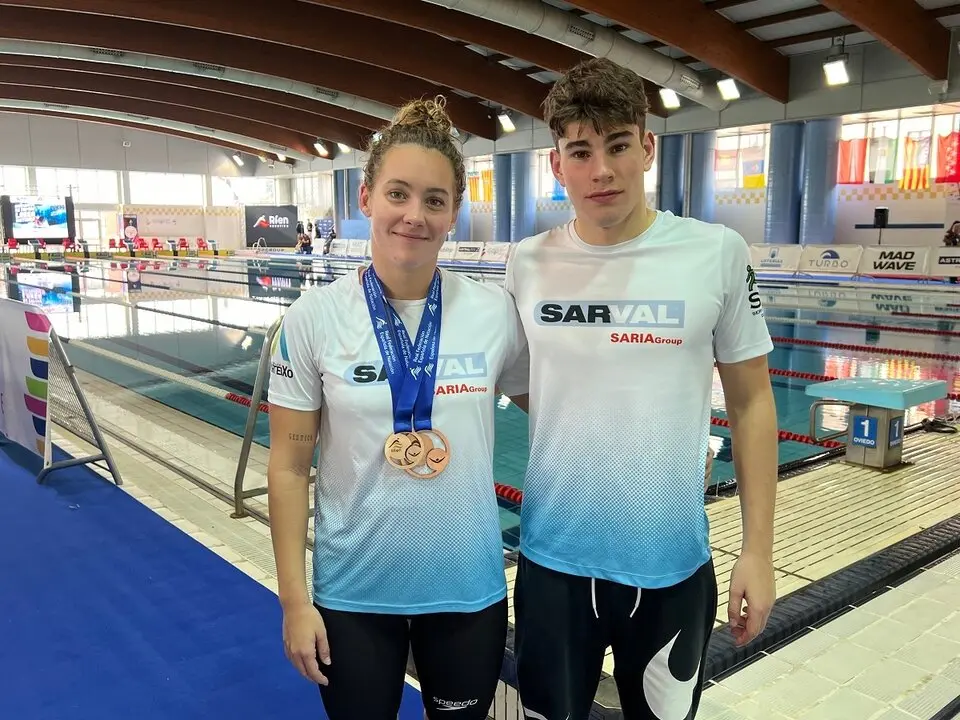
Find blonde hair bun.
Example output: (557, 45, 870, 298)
(392, 96, 453, 136)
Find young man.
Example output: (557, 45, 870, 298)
(497, 58, 779, 720)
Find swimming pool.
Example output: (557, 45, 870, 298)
(4, 254, 959, 549)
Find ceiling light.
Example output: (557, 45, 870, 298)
(276, 153, 286, 162)
(717, 78, 740, 101)
(659, 88, 681, 109)
(232, 153, 244, 167)
(823, 54, 850, 86)
(337, 143, 351, 153)
(498, 113, 515, 133)
(314, 141, 329, 157)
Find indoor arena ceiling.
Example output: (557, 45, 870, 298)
(0, 0, 957, 165)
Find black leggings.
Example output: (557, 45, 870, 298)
(316, 598, 508, 720)
(515, 555, 717, 720)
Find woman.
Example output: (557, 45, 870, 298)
(265, 97, 525, 719)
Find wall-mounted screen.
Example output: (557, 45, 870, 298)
(9, 196, 70, 239)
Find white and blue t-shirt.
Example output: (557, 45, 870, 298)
(268, 267, 527, 614)
(499, 211, 774, 589)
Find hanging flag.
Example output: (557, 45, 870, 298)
(936, 131, 960, 184)
(467, 171, 481, 203)
(900, 134, 930, 190)
(480, 168, 493, 203)
(740, 146, 766, 188)
(837, 138, 867, 184)
(867, 137, 897, 184)
(714, 149, 738, 173)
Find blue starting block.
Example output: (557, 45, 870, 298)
(806, 379, 948, 468)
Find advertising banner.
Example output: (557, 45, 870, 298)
(10, 196, 69, 239)
(438, 241, 457, 260)
(481, 242, 511, 264)
(927, 247, 960, 278)
(749, 244, 803, 273)
(454, 243, 483, 262)
(0, 298, 53, 461)
(797, 245, 864, 274)
(327, 240, 348, 257)
(858, 246, 930, 277)
(121, 214, 139, 241)
(128, 208, 204, 238)
(243, 205, 298, 248)
(247, 268, 302, 301)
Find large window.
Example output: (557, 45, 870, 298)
(0, 165, 28, 195)
(78, 209, 102, 242)
(714, 130, 769, 190)
(212, 176, 277, 206)
(838, 106, 960, 187)
(291, 173, 333, 211)
(35, 168, 119, 203)
(467, 156, 493, 203)
(128, 171, 204, 205)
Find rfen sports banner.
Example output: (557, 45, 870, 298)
(0, 298, 53, 462)
(244, 205, 298, 248)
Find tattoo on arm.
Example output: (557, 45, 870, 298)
(288, 433, 315, 443)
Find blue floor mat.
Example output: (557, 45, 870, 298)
(0, 441, 424, 719)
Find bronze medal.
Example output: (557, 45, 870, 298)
(404, 431, 433, 467)
(384, 432, 417, 469)
(404, 429, 451, 479)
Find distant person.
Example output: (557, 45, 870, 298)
(296, 231, 313, 255)
(322, 227, 336, 256)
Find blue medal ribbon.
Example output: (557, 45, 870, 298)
(362, 266, 442, 433)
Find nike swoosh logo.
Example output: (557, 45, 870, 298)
(642, 630, 699, 720)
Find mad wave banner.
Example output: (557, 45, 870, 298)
(858, 246, 930, 277)
(244, 205, 298, 248)
(0, 298, 53, 461)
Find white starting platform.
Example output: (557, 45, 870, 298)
(806, 379, 949, 469)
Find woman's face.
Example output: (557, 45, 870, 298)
(360, 143, 457, 272)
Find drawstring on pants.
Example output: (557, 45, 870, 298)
(590, 577, 599, 619)
(591, 579, 642, 620)
(629, 588, 641, 618)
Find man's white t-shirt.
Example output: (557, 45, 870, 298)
(498, 211, 774, 589)
(268, 267, 526, 614)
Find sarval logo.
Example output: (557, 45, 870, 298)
(22, 309, 51, 456)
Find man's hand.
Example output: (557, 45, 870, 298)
(727, 552, 775, 647)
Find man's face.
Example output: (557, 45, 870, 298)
(550, 122, 656, 231)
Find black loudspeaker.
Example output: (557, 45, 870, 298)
(874, 206, 890, 229)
